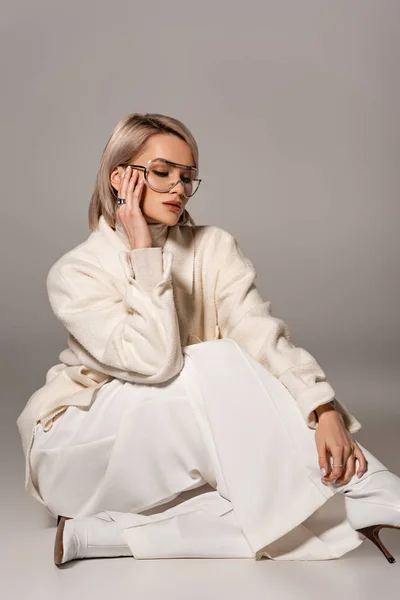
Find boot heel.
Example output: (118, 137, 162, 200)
(54, 516, 73, 566)
(356, 525, 400, 563)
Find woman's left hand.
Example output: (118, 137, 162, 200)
(315, 408, 368, 486)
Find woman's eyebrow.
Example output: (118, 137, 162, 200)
(159, 158, 197, 170)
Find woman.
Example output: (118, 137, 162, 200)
(17, 112, 400, 566)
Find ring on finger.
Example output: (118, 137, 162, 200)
(335, 456, 356, 485)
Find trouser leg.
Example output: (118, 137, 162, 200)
(30, 345, 255, 558)
(177, 339, 388, 556)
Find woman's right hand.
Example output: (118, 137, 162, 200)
(115, 166, 153, 249)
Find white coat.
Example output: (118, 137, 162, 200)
(17, 215, 361, 506)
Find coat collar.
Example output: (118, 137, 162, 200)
(90, 215, 195, 295)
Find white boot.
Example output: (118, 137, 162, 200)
(340, 469, 400, 563)
(54, 512, 133, 565)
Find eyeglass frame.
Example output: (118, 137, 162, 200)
(118, 157, 202, 199)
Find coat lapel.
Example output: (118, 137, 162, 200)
(90, 215, 194, 295)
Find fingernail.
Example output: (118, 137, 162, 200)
(320, 468, 326, 477)
(126, 165, 131, 171)
(358, 471, 364, 478)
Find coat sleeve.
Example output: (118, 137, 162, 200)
(46, 246, 184, 384)
(214, 231, 362, 433)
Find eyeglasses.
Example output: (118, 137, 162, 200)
(119, 157, 202, 199)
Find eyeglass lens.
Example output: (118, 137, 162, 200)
(146, 159, 199, 197)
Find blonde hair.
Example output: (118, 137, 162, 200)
(88, 112, 198, 231)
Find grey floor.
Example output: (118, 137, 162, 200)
(3, 360, 400, 600)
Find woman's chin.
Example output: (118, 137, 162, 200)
(145, 213, 179, 225)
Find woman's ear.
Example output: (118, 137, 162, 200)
(110, 166, 124, 193)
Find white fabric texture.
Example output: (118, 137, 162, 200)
(30, 339, 388, 561)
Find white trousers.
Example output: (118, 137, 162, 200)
(30, 339, 388, 560)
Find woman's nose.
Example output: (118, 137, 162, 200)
(170, 179, 185, 194)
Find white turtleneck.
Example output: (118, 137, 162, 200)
(115, 219, 170, 248)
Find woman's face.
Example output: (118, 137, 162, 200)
(110, 133, 196, 225)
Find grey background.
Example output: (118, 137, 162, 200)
(1, 0, 399, 597)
